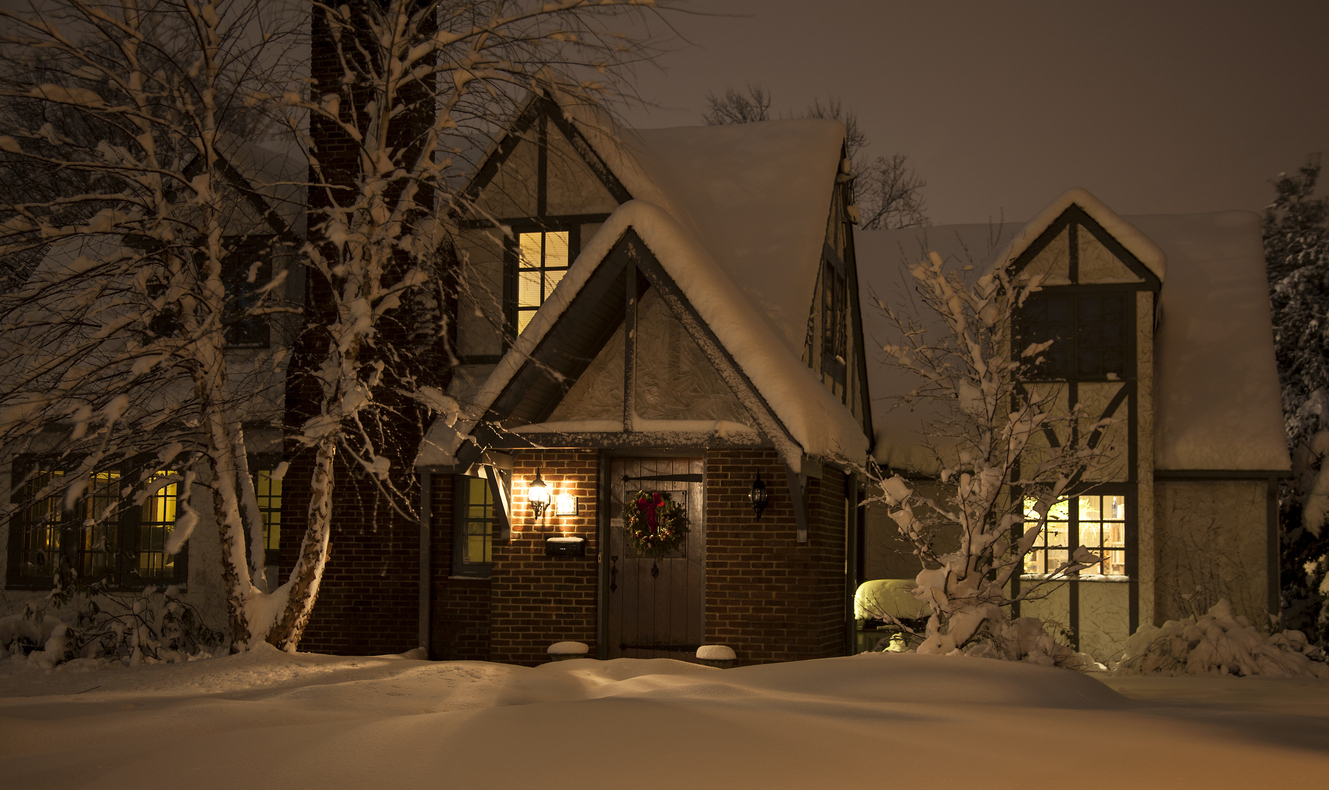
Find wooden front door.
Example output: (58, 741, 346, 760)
(606, 457, 705, 659)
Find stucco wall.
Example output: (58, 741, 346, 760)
(1153, 478, 1272, 625)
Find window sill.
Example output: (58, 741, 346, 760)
(448, 574, 492, 581)
(1020, 573, 1129, 582)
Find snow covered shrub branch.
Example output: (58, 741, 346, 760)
(3, 578, 223, 667)
(867, 251, 1105, 665)
(1114, 599, 1327, 678)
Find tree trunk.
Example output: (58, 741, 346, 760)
(266, 439, 337, 651)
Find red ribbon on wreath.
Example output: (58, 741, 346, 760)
(637, 492, 665, 534)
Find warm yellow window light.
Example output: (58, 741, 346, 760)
(516, 230, 570, 334)
(554, 492, 579, 517)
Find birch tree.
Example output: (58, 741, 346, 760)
(868, 252, 1104, 665)
(0, 0, 664, 652)
(0, 0, 302, 646)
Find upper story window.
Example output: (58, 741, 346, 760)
(8, 458, 186, 589)
(514, 229, 571, 335)
(821, 256, 848, 387)
(144, 236, 273, 349)
(1019, 290, 1129, 380)
(220, 239, 273, 348)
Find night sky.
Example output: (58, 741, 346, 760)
(620, 0, 1329, 226)
(2, 1, 1324, 226)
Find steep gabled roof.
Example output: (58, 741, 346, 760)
(421, 201, 869, 469)
(422, 98, 865, 468)
(858, 191, 1289, 475)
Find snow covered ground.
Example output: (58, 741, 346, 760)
(2, 648, 1327, 789)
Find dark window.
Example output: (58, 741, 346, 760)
(1019, 291, 1128, 379)
(821, 256, 848, 387)
(8, 458, 186, 589)
(452, 474, 504, 578)
(220, 239, 272, 348)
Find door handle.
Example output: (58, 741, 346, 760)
(610, 555, 618, 593)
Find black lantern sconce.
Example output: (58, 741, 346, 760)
(528, 469, 550, 519)
(750, 472, 769, 520)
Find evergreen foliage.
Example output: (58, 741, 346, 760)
(1264, 157, 1329, 647)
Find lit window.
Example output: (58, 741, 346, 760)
(1023, 494, 1126, 577)
(453, 474, 507, 578)
(516, 230, 569, 334)
(254, 468, 282, 567)
(137, 472, 179, 582)
(7, 459, 185, 589)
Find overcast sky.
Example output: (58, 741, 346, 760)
(619, 0, 1329, 227)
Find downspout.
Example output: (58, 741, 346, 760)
(419, 471, 431, 656)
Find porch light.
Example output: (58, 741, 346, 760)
(528, 469, 550, 518)
(750, 472, 769, 520)
(554, 492, 579, 517)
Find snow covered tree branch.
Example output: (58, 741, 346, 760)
(867, 251, 1106, 665)
(0, 0, 668, 653)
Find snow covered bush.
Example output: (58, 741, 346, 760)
(867, 251, 1105, 666)
(3, 584, 222, 667)
(1114, 599, 1328, 678)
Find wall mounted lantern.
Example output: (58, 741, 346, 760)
(750, 472, 769, 520)
(529, 469, 550, 519)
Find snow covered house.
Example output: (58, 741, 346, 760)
(857, 190, 1290, 661)
(0, 137, 305, 624)
(399, 94, 874, 665)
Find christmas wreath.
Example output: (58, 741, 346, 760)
(623, 489, 689, 558)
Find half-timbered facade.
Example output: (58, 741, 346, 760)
(859, 190, 1289, 662)
(415, 94, 873, 665)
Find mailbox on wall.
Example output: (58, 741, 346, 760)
(544, 536, 586, 557)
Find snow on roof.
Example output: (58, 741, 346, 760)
(215, 134, 308, 238)
(556, 94, 845, 355)
(991, 187, 1167, 281)
(421, 100, 861, 467)
(421, 201, 869, 469)
(1139, 211, 1289, 471)
(859, 204, 1289, 475)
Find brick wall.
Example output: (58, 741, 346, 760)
(280, 446, 420, 655)
(488, 451, 600, 665)
(704, 449, 848, 664)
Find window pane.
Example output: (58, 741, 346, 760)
(518, 269, 542, 311)
(255, 469, 282, 555)
(518, 233, 541, 269)
(545, 231, 569, 268)
(458, 477, 496, 570)
(138, 472, 178, 582)
(545, 269, 565, 299)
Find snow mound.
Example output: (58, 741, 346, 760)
(546, 641, 589, 656)
(1115, 599, 1329, 678)
(696, 645, 736, 661)
(721, 653, 1130, 710)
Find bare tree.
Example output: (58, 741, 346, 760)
(867, 252, 1103, 664)
(703, 84, 926, 229)
(0, 0, 665, 652)
(856, 153, 926, 230)
(702, 83, 770, 125)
